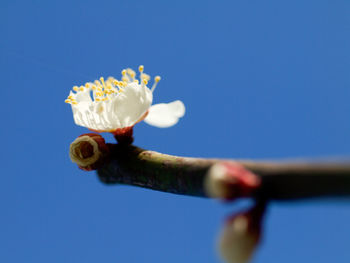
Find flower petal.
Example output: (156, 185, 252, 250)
(111, 82, 153, 128)
(144, 100, 185, 128)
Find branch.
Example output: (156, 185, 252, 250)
(96, 143, 350, 200)
(69, 134, 350, 263)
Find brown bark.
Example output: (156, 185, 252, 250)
(97, 144, 350, 200)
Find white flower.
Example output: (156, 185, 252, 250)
(65, 66, 185, 133)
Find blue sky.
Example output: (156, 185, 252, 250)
(1, 0, 349, 262)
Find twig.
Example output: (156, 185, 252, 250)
(97, 144, 350, 200)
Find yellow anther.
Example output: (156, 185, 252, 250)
(134, 79, 139, 84)
(68, 95, 73, 99)
(94, 80, 102, 87)
(91, 85, 96, 90)
(151, 75, 161, 92)
(85, 83, 90, 88)
(95, 98, 101, 101)
(113, 80, 119, 86)
(65, 99, 71, 103)
(141, 73, 150, 81)
(79, 86, 84, 91)
(72, 101, 78, 105)
(143, 79, 148, 85)
(122, 76, 128, 82)
(138, 65, 144, 72)
(122, 69, 127, 76)
(73, 86, 79, 92)
(127, 68, 136, 78)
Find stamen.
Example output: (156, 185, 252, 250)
(100, 77, 107, 90)
(73, 86, 79, 92)
(94, 80, 102, 88)
(151, 76, 161, 92)
(107, 76, 115, 82)
(139, 65, 144, 83)
(141, 73, 150, 81)
(127, 68, 136, 79)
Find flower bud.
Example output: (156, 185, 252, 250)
(218, 203, 266, 263)
(69, 133, 110, 171)
(204, 162, 261, 200)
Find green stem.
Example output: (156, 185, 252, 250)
(97, 144, 350, 200)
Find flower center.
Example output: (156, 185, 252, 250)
(64, 65, 161, 105)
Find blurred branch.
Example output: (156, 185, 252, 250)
(97, 144, 350, 200)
